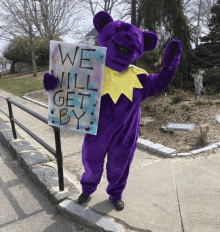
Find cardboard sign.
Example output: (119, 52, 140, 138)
(47, 41, 107, 135)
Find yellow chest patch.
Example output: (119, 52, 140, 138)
(101, 65, 148, 104)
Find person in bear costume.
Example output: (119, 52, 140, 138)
(43, 11, 182, 211)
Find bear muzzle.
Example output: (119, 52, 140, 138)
(114, 42, 133, 55)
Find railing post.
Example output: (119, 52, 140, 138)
(52, 126, 64, 191)
(1, 95, 65, 191)
(6, 98, 17, 140)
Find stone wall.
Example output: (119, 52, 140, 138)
(14, 62, 32, 73)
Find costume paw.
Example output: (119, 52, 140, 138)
(43, 73, 59, 91)
(164, 39, 182, 69)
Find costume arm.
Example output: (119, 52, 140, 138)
(140, 39, 182, 102)
(140, 67, 176, 102)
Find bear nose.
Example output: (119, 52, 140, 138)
(125, 35, 131, 40)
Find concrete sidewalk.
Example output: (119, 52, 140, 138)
(0, 88, 220, 232)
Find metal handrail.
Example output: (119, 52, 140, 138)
(0, 94, 64, 191)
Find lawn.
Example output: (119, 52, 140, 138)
(0, 70, 47, 97)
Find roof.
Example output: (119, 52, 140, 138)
(85, 28, 98, 38)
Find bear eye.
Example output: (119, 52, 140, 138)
(116, 28, 121, 32)
(134, 33, 138, 37)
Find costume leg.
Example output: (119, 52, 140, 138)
(106, 119, 139, 202)
(80, 116, 113, 196)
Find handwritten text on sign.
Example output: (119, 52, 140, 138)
(48, 41, 107, 135)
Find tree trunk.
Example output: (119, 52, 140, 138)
(31, 50, 37, 76)
(196, 0, 202, 47)
(29, 39, 37, 76)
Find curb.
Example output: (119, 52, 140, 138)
(22, 90, 49, 109)
(136, 137, 220, 157)
(0, 117, 133, 232)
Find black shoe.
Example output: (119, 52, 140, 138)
(77, 193, 90, 204)
(112, 200, 124, 211)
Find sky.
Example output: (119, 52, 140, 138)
(0, 3, 209, 58)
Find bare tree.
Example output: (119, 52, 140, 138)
(0, 0, 83, 76)
(28, 0, 84, 39)
(72, 0, 131, 42)
(79, 0, 126, 17)
(0, 57, 10, 72)
(181, 0, 217, 36)
(0, 0, 37, 75)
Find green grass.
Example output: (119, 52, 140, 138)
(0, 74, 44, 97)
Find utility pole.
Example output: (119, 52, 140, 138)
(196, 0, 202, 47)
(131, 0, 136, 66)
(131, 0, 136, 26)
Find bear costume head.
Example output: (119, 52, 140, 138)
(93, 11, 158, 73)
(44, 11, 182, 104)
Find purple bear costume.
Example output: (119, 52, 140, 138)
(44, 11, 182, 203)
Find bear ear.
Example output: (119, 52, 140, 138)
(93, 11, 113, 33)
(143, 31, 158, 51)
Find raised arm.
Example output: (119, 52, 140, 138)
(140, 39, 182, 102)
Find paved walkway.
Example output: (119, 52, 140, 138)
(0, 88, 220, 232)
